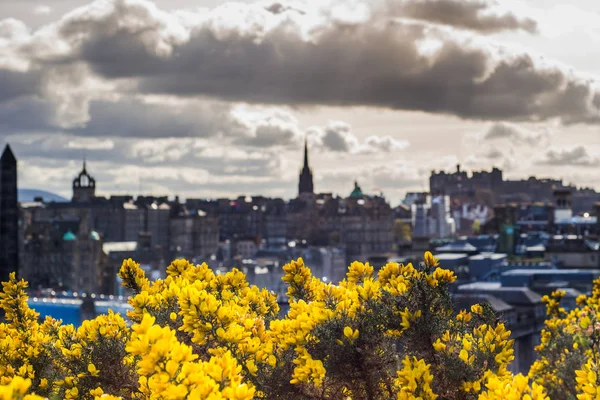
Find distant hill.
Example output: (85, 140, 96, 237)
(18, 189, 68, 203)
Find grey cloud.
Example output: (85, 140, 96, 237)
(0, 94, 294, 143)
(6, 134, 120, 164)
(539, 146, 600, 167)
(393, 0, 538, 34)
(363, 135, 409, 153)
(318, 121, 355, 152)
(0, 19, 42, 104)
(484, 148, 503, 159)
(69, 99, 229, 138)
(230, 107, 303, 148)
(0, 0, 596, 128)
(0, 97, 55, 133)
(6, 132, 285, 179)
(319, 164, 423, 195)
(20, 157, 292, 199)
(0, 69, 42, 104)
(483, 122, 551, 145)
(485, 122, 521, 140)
(310, 121, 409, 154)
(34, 0, 593, 124)
(0, 96, 229, 137)
(0, 18, 29, 39)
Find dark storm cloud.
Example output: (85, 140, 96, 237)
(29, 0, 594, 124)
(394, 0, 537, 34)
(538, 146, 600, 167)
(0, 0, 597, 136)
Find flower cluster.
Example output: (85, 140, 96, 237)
(1, 251, 595, 399)
(529, 280, 600, 400)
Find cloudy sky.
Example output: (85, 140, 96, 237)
(2, 0, 600, 203)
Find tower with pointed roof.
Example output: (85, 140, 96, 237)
(298, 137, 314, 196)
(72, 160, 96, 202)
(0, 144, 18, 282)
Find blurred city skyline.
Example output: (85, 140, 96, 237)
(2, 0, 600, 204)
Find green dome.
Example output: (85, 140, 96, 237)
(90, 231, 101, 241)
(63, 230, 77, 241)
(349, 181, 364, 199)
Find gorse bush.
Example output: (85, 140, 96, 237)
(0, 252, 597, 399)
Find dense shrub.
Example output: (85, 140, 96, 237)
(0, 252, 597, 399)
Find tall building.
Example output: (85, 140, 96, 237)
(298, 138, 314, 196)
(553, 189, 573, 222)
(72, 161, 96, 202)
(410, 193, 456, 239)
(0, 144, 18, 282)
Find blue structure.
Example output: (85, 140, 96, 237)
(468, 253, 507, 280)
(28, 298, 132, 326)
(435, 241, 478, 255)
(29, 299, 82, 325)
(435, 253, 469, 271)
(465, 235, 498, 253)
(500, 269, 600, 290)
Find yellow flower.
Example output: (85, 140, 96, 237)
(432, 340, 446, 352)
(471, 304, 483, 314)
(343, 326, 359, 342)
(459, 349, 469, 363)
(88, 363, 99, 377)
(424, 251, 440, 267)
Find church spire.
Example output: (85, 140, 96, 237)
(298, 136, 314, 196)
(303, 136, 309, 169)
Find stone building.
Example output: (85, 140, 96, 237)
(20, 208, 104, 294)
(169, 209, 220, 263)
(430, 165, 581, 206)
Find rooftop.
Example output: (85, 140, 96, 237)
(452, 293, 513, 313)
(469, 253, 507, 261)
(435, 253, 469, 260)
(457, 283, 543, 305)
(436, 242, 478, 252)
(103, 241, 137, 254)
(458, 282, 501, 290)
(501, 269, 600, 276)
